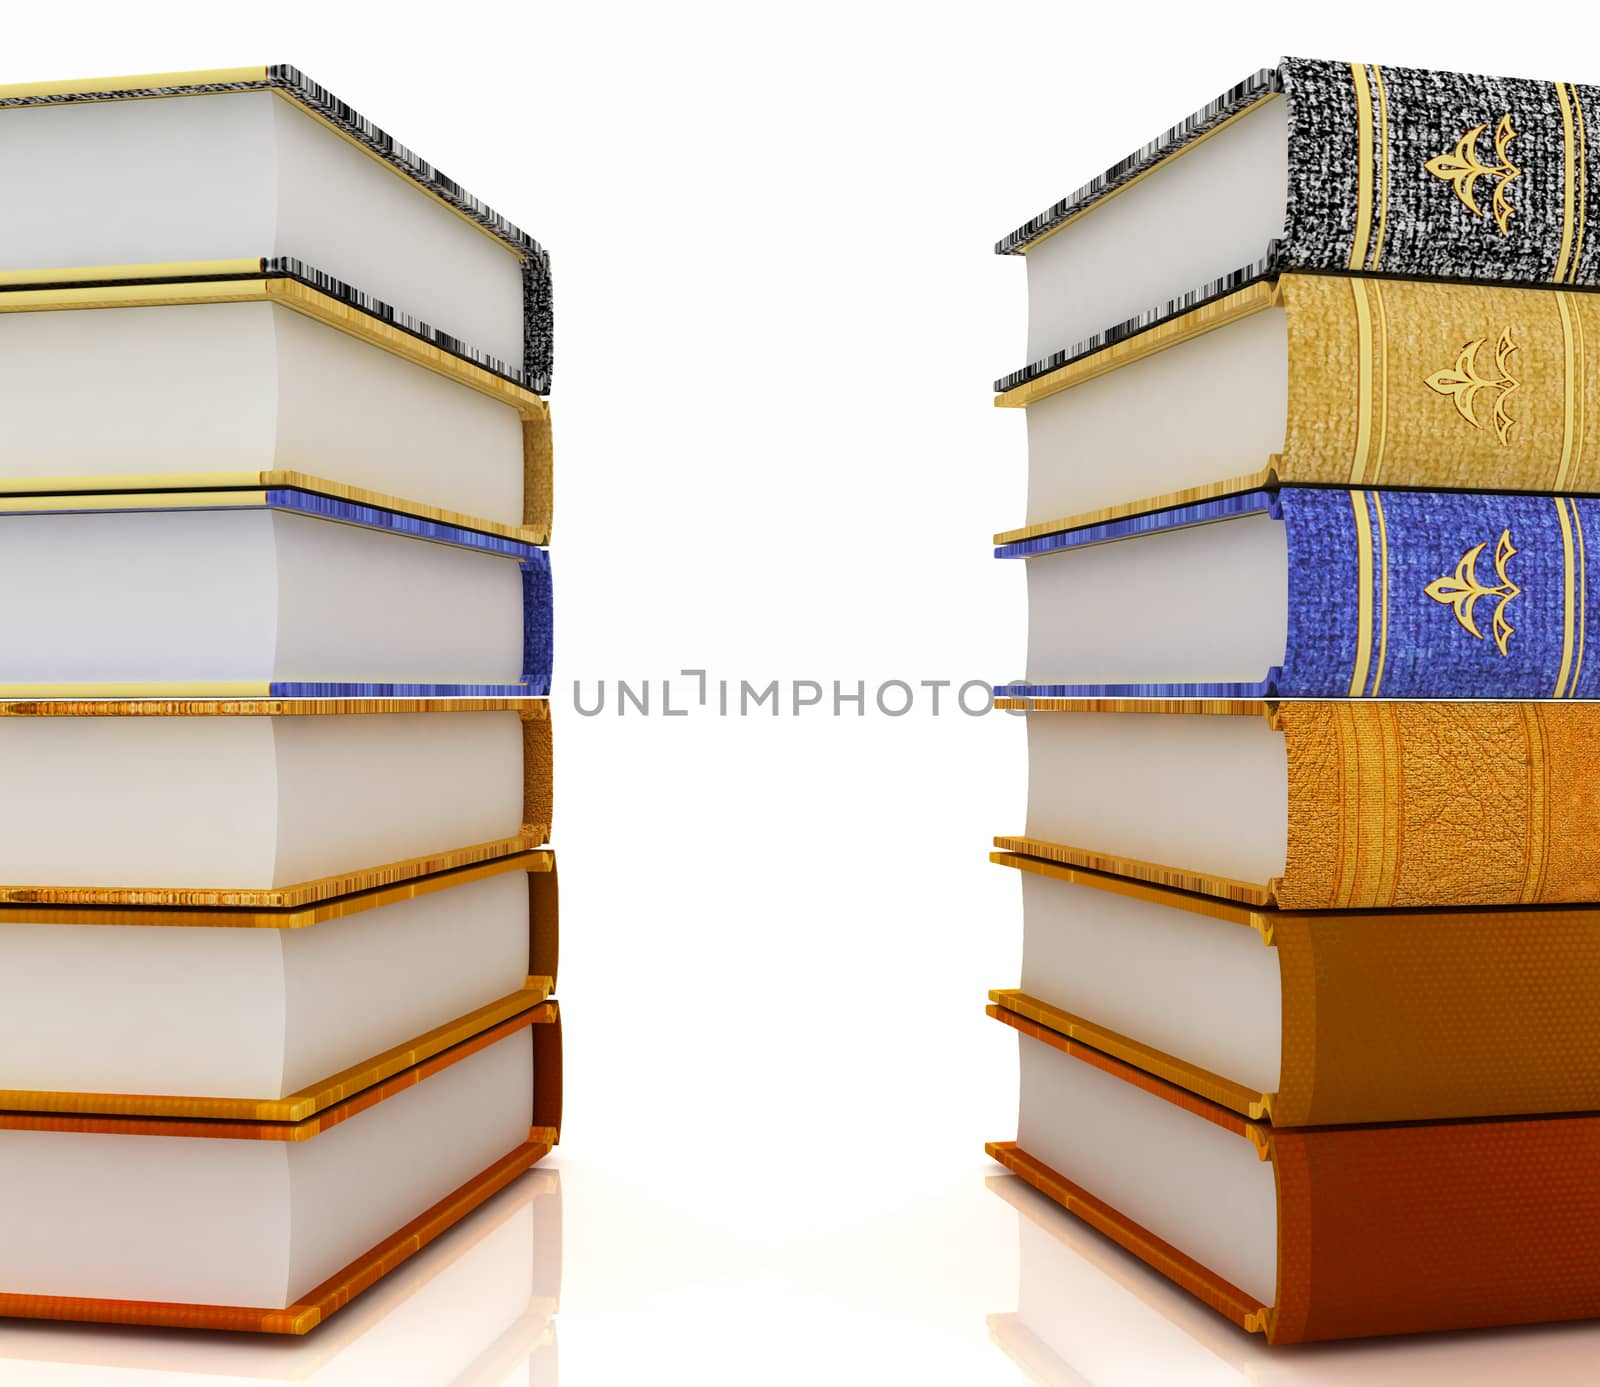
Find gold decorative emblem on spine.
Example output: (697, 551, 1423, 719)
(1423, 329, 1520, 443)
(1424, 530, 1520, 655)
(1424, 114, 1521, 233)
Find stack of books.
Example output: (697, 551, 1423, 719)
(0, 65, 560, 1335)
(988, 57, 1600, 1343)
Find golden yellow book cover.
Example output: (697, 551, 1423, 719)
(997, 274, 1600, 543)
(1001, 697, 1600, 910)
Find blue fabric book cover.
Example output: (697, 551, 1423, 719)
(1001, 487, 1595, 700)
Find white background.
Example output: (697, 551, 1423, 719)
(3, 3, 1600, 1382)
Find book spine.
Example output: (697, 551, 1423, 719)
(1281, 58, 1600, 288)
(1280, 275, 1600, 492)
(1278, 701, 1600, 910)
(1279, 487, 1598, 698)
(1271, 1115, 1600, 1341)
(522, 552, 553, 695)
(1275, 910, 1600, 1125)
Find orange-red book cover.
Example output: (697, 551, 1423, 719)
(0, 1003, 561, 1334)
(989, 1003, 1600, 1344)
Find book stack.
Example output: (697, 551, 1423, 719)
(988, 58, 1600, 1343)
(0, 66, 560, 1335)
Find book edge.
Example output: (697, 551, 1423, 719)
(0, 1133, 555, 1333)
(985, 1139, 1272, 1338)
(994, 67, 1283, 255)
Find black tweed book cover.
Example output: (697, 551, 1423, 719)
(997, 58, 1600, 392)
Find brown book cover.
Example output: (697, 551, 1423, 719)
(989, 1002, 1600, 1343)
(993, 852, 1600, 1125)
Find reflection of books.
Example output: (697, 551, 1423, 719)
(0, 1004, 560, 1332)
(988, 1171, 1600, 1385)
(0, 1168, 560, 1384)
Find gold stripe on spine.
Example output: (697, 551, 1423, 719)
(1349, 278, 1376, 481)
(1332, 703, 1361, 909)
(1555, 496, 1579, 697)
(1370, 65, 1391, 269)
(1555, 83, 1579, 283)
(1521, 706, 1549, 903)
(1374, 702, 1403, 905)
(1348, 63, 1376, 271)
(1370, 490, 1391, 696)
(996, 281, 1281, 408)
(1332, 703, 1402, 908)
(1574, 85, 1589, 283)
(1348, 490, 1376, 697)
(1367, 279, 1390, 481)
(1556, 291, 1584, 489)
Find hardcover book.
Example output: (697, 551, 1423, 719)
(0, 1166, 559, 1382)
(0, 852, 556, 1112)
(0, 275, 551, 541)
(0, 1001, 561, 1333)
(999, 59, 1600, 397)
(1000, 696, 1600, 910)
(0, 698, 551, 906)
(987, 1167, 1595, 1383)
(989, 1004, 1600, 1343)
(993, 852, 1600, 1125)
(0, 492, 550, 697)
(0, 65, 550, 391)
(999, 275, 1600, 541)
(0, 492, 550, 700)
(1005, 486, 1599, 699)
